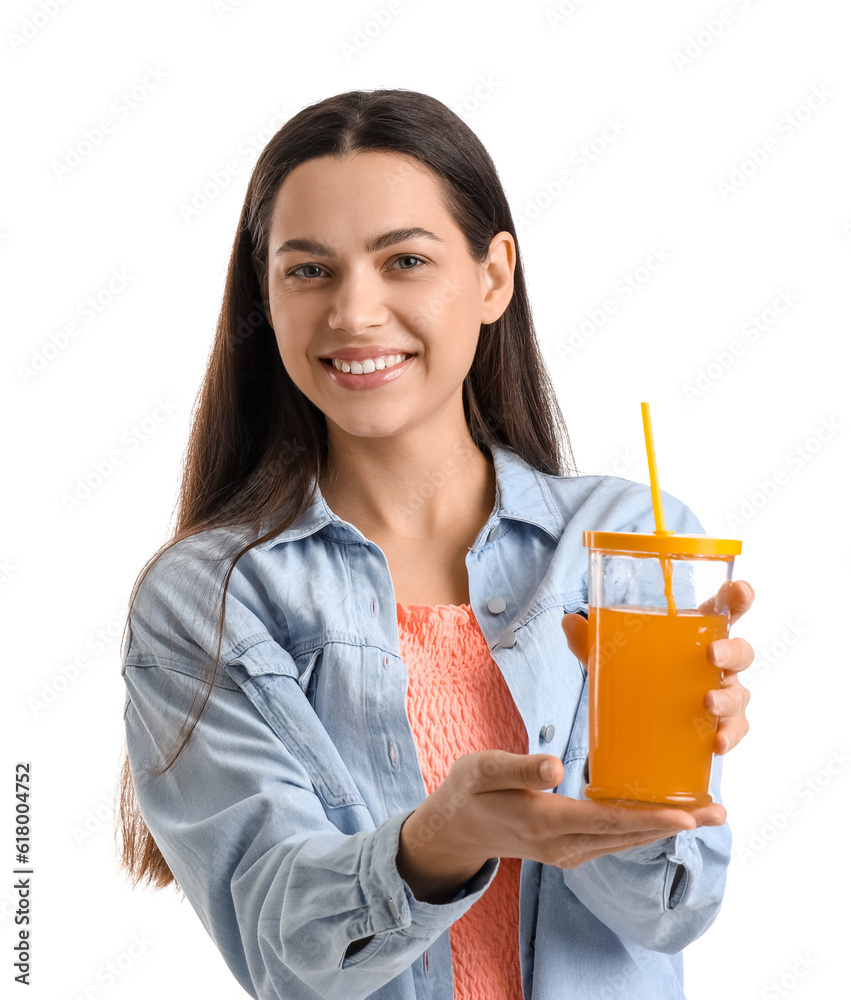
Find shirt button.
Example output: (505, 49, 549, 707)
(487, 596, 506, 614)
(498, 630, 516, 648)
(389, 898, 401, 920)
(487, 524, 499, 542)
(540, 724, 555, 743)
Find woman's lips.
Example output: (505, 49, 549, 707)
(321, 354, 415, 391)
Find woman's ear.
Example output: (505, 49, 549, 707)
(480, 231, 516, 325)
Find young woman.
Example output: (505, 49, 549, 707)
(118, 88, 754, 1000)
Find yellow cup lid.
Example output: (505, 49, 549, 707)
(583, 530, 741, 558)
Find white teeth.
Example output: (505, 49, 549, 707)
(331, 353, 410, 374)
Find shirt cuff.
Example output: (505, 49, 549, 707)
(360, 808, 501, 935)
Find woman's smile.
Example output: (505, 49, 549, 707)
(321, 352, 416, 391)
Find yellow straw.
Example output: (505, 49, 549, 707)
(641, 403, 668, 534)
(640, 402, 677, 614)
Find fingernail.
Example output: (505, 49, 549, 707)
(712, 645, 730, 666)
(539, 760, 555, 782)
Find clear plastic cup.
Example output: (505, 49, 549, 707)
(582, 531, 742, 808)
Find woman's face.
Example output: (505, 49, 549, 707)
(264, 150, 514, 442)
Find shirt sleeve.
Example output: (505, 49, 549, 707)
(562, 750, 732, 954)
(121, 553, 500, 1000)
(558, 481, 734, 954)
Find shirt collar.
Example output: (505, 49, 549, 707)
(252, 442, 565, 551)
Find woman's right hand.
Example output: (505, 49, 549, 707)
(396, 750, 726, 903)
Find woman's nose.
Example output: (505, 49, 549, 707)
(327, 267, 389, 333)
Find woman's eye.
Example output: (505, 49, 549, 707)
(394, 255, 425, 270)
(288, 255, 426, 280)
(290, 264, 325, 279)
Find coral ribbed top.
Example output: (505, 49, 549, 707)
(396, 601, 527, 1000)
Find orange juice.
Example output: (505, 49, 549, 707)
(585, 605, 728, 807)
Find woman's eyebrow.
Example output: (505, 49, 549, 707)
(273, 227, 444, 258)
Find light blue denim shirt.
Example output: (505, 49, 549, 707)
(121, 442, 731, 1000)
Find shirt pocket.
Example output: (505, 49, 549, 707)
(226, 638, 367, 813)
(293, 646, 322, 706)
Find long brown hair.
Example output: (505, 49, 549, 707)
(117, 87, 576, 891)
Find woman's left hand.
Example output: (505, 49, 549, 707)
(702, 579, 755, 755)
(562, 579, 756, 756)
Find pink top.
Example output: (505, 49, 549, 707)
(396, 602, 527, 1000)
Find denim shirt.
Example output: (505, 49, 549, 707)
(121, 442, 732, 1000)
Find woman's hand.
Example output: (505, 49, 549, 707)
(703, 579, 755, 754)
(561, 579, 756, 756)
(397, 750, 725, 902)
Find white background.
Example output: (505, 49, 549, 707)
(3, 0, 849, 997)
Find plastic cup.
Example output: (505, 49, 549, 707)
(582, 530, 742, 808)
